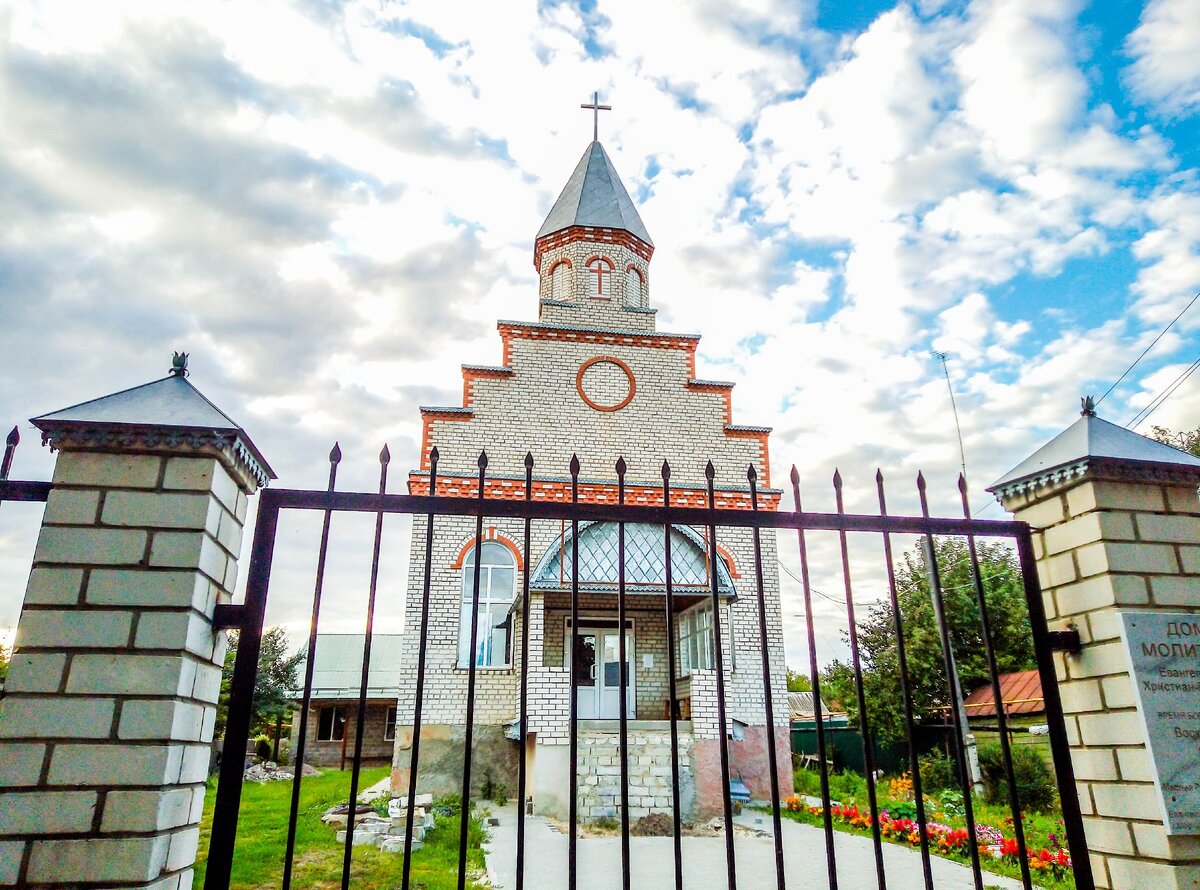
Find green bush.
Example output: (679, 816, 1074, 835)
(918, 751, 959, 792)
(977, 743, 1056, 812)
(253, 734, 272, 761)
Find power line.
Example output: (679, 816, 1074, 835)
(1127, 356, 1200, 430)
(776, 560, 848, 612)
(1096, 290, 1200, 408)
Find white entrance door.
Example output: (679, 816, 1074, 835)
(569, 622, 634, 719)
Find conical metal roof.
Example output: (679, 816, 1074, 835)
(537, 141, 652, 246)
(989, 412, 1200, 494)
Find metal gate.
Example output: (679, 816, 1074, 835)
(203, 445, 1094, 890)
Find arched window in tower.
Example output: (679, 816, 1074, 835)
(625, 267, 644, 306)
(585, 256, 614, 298)
(549, 260, 572, 300)
(457, 541, 515, 667)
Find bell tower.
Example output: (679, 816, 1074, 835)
(534, 95, 655, 331)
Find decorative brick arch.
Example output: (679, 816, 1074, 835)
(449, 527, 524, 570)
(714, 543, 741, 579)
(548, 258, 573, 273)
(583, 255, 615, 299)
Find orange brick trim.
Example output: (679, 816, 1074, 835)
(419, 408, 474, 470)
(449, 527, 524, 570)
(576, 355, 636, 412)
(686, 379, 734, 424)
(498, 322, 699, 359)
(723, 426, 772, 487)
(462, 365, 514, 407)
(549, 258, 573, 271)
(535, 225, 654, 268)
(407, 473, 782, 511)
(715, 543, 741, 579)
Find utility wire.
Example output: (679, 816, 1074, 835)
(1096, 290, 1200, 408)
(777, 560, 848, 612)
(1127, 356, 1200, 430)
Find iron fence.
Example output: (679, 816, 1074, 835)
(203, 445, 1095, 890)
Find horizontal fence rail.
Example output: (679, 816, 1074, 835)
(184, 447, 1092, 890)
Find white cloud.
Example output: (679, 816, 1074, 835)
(1126, 0, 1200, 117)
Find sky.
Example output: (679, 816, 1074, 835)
(1, 0, 1199, 671)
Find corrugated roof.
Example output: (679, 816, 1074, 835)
(990, 412, 1200, 494)
(537, 141, 653, 246)
(787, 691, 842, 720)
(291, 634, 405, 701)
(962, 669, 1044, 717)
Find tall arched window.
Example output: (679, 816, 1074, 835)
(625, 267, 644, 305)
(585, 256, 614, 298)
(550, 261, 571, 300)
(458, 541, 516, 667)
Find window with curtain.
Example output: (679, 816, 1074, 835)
(458, 541, 516, 667)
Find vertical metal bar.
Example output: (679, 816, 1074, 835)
(402, 448, 441, 890)
(661, 462, 685, 890)
(204, 494, 281, 890)
(790, 467, 838, 890)
(515, 452, 534, 890)
(282, 444, 341, 890)
(917, 473, 984, 890)
(458, 451, 489, 890)
(875, 470, 934, 890)
(1015, 527, 1096, 890)
(0, 426, 18, 480)
(568, 454, 581, 890)
(341, 444, 391, 890)
(958, 475, 1033, 890)
(705, 461, 738, 890)
(747, 466, 785, 890)
(616, 457, 631, 890)
(833, 470, 887, 890)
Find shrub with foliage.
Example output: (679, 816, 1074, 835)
(918, 751, 959, 792)
(977, 743, 1056, 812)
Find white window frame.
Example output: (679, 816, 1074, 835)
(457, 541, 516, 669)
(679, 603, 714, 675)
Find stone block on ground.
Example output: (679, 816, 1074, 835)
(335, 829, 379, 846)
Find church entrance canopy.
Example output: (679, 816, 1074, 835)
(529, 521, 735, 596)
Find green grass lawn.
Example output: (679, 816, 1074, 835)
(783, 769, 1075, 889)
(194, 768, 488, 890)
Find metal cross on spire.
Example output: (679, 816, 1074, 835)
(580, 91, 612, 142)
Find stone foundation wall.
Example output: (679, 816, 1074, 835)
(390, 724, 518, 801)
(576, 725, 695, 821)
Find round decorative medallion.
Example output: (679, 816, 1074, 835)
(576, 356, 635, 412)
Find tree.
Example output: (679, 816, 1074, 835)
(1150, 425, 1200, 457)
(820, 537, 1036, 745)
(786, 668, 812, 692)
(0, 640, 10, 684)
(215, 627, 304, 738)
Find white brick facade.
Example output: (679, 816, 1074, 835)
(392, 152, 792, 820)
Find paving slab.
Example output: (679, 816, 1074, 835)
(483, 804, 1023, 890)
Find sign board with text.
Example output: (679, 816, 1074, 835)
(1120, 611, 1200, 835)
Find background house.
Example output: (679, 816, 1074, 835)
(289, 634, 404, 769)
(962, 669, 1054, 773)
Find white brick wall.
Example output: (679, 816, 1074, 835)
(0, 452, 252, 889)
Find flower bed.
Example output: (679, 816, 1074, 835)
(783, 797, 1074, 886)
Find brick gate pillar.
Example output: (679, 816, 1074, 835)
(0, 359, 273, 889)
(990, 402, 1200, 890)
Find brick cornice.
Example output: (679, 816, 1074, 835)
(534, 225, 654, 269)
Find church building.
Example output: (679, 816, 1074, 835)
(390, 123, 792, 820)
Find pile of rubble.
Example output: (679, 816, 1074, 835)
(320, 793, 435, 854)
(243, 761, 322, 783)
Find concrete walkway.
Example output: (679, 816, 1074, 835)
(483, 804, 1023, 890)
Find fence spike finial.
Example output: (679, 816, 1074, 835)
(478, 450, 488, 470)
(615, 456, 627, 476)
(916, 470, 926, 491)
(660, 459, 670, 480)
(957, 472, 968, 495)
(379, 444, 391, 464)
(525, 451, 534, 469)
(569, 453, 580, 475)
(429, 445, 439, 464)
(329, 442, 342, 464)
(832, 468, 843, 491)
(747, 464, 756, 482)
(875, 467, 883, 485)
(705, 459, 715, 481)
(6, 426, 18, 447)
(789, 464, 799, 485)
